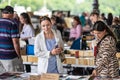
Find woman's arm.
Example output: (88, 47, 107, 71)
(34, 35, 50, 58)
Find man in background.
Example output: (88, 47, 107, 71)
(90, 11, 100, 25)
(0, 5, 23, 72)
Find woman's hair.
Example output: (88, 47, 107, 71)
(40, 16, 51, 24)
(20, 13, 33, 25)
(92, 21, 117, 41)
(50, 15, 56, 21)
(20, 12, 33, 31)
(73, 16, 81, 25)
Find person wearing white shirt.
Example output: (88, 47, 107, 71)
(20, 12, 35, 44)
(19, 12, 35, 72)
(34, 16, 64, 74)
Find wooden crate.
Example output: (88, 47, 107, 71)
(20, 47, 26, 55)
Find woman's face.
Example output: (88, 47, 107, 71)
(20, 16, 25, 24)
(90, 15, 98, 24)
(72, 19, 78, 27)
(41, 20, 52, 33)
(93, 30, 106, 39)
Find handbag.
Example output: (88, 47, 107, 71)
(59, 52, 65, 62)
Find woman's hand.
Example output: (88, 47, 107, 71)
(51, 48, 62, 55)
(91, 69, 97, 77)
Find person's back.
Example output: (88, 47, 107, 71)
(0, 5, 23, 72)
(0, 18, 19, 59)
(80, 12, 86, 27)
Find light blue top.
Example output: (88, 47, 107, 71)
(45, 38, 58, 73)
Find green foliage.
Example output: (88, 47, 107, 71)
(0, 0, 119, 16)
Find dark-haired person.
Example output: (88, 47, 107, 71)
(20, 12, 35, 44)
(34, 16, 64, 74)
(19, 12, 35, 72)
(0, 5, 24, 72)
(90, 11, 100, 25)
(91, 21, 119, 78)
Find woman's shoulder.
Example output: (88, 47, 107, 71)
(104, 35, 115, 42)
(106, 35, 114, 39)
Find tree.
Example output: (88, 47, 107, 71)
(0, 0, 119, 16)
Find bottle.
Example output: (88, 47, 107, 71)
(80, 35, 87, 50)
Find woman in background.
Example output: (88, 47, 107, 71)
(91, 21, 119, 78)
(34, 16, 63, 74)
(20, 12, 35, 44)
(69, 16, 82, 40)
(19, 12, 35, 72)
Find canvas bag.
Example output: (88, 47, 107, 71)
(59, 51, 65, 62)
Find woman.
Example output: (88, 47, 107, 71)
(69, 16, 82, 40)
(19, 12, 35, 72)
(20, 12, 35, 44)
(91, 21, 119, 78)
(34, 16, 64, 74)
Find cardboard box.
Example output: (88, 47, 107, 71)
(64, 57, 76, 64)
(20, 47, 26, 55)
(79, 50, 84, 57)
(89, 51, 94, 57)
(78, 58, 84, 65)
(78, 58, 92, 65)
(79, 57, 95, 66)
(30, 74, 41, 80)
(40, 73, 59, 80)
(88, 58, 95, 66)
(21, 55, 28, 62)
(28, 55, 38, 63)
(83, 50, 94, 57)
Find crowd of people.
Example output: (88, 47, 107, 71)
(0, 5, 120, 78)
